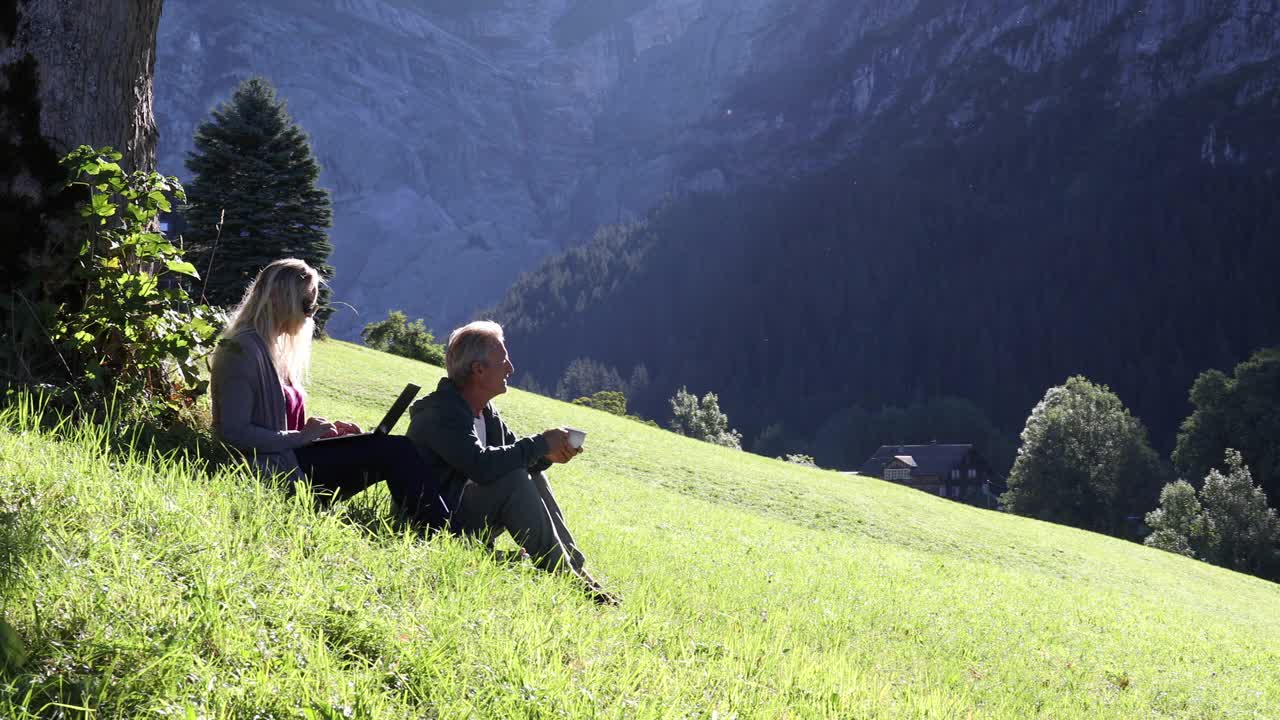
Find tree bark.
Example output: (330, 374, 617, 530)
(2, 0, 162, 171)
(0, 0, 164, 381)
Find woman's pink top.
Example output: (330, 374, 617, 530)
(282, 383, 306, 431)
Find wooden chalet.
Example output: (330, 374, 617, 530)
(859, 443, 1000, 508)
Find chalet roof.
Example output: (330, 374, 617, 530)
(892, 455, 918, 468)
(860, 443, 974, 477)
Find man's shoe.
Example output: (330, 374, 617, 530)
(587, 584, 622, 606)
(493, 548, 530, 565)
(579, 571, 621, 606)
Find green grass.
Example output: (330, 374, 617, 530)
(1, 339, 1278, 717)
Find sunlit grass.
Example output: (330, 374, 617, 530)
(0, 340, 1277, 717)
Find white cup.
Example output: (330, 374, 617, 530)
(566, 427, 587, 449)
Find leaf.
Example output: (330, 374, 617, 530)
(137, 273, 159, 296)
(188, 317, 217, 339)
(73, 330, 95, 344)
(166, 260, 199, 278)
(90, 194, 116, 217)
(147, 190, 172, 212)
(135, 233, 177, 257)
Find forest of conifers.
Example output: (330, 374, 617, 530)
(493, 56, 1280, 479)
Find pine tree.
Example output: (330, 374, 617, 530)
(183, 76, 334, 324)
(669, 387, 742, 449)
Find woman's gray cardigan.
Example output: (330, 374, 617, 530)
(210, 328, 307, 481)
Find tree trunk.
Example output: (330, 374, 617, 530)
(0, 0, 164, 382)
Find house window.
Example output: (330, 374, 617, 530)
(950, 469, 960, 480)
(885, 467, 911, 482)
(952, 486, 961, 498)
(968, 468, 977, 479)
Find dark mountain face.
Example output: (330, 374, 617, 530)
(159, 1, 1278, 338)
(157, 0, 1280, 468)
(492, 2, 1280, 471)
(155, 0, 818, 337)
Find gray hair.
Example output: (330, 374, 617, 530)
(446, 320, 505, 384)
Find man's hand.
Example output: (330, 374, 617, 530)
(547, 445, 584, 464)
(542, 428, 574, 461)
(301, 416, 337, 442)
(543, 428, 586, 463)
(540, 425, 570, 453)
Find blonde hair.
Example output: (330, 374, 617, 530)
(446, 320, 504, 384)
(222, 258, 321, 388)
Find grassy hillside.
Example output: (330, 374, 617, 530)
(1, 339, 1278, 718)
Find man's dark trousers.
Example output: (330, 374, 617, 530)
(447, 468, 586, 572)
(403, 377, 585, 573)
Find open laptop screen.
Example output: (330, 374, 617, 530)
(312, 382, 420, 443)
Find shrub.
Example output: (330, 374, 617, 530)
(1197, 449, 1280, 574)
(572, 390, 628, 416)
(782, 454, 817, 467)
(361, 311, 445, 366)
(1144, 480, 1201, 557)
(1145, 450, 1280, 578)
(47, 146, 219, 411)
(669, 386, 742, 449)
(1173, 349, 1280, 506)
(572, 390, 656, 426)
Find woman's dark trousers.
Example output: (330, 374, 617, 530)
(293, 435, 438, 516)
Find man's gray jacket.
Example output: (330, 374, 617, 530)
(401, 377, 552, 521)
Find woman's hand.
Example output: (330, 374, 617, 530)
(301, 416, 337, 443)
(334, 420, 363, 436)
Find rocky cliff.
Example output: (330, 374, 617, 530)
(156, 0, 1280, 338)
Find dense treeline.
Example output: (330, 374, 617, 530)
(1173, 349, 1280, 506)
(493, 60, 1280, 481)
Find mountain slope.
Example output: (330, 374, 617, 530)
(0, 340, 1277, 717)
(492, 7, 1280, 470)
(157, 1, 1279, 340)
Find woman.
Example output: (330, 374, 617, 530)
(210, 258, 446, 522)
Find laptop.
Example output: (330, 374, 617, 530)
(312, 382, 420, 443)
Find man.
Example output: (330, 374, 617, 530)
(399, 320, 618, 605)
